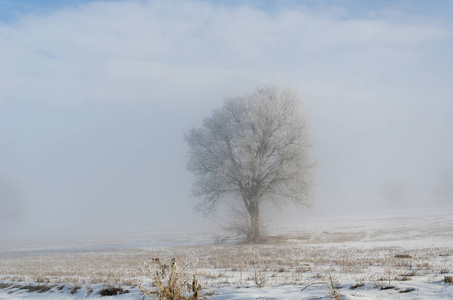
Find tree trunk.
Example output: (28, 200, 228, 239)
(249, 204, 260, 242)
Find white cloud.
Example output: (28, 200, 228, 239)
(0, 0, 448, 105)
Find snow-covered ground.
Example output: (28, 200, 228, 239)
(1, 206, 452, 299)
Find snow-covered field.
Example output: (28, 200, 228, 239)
(1, 207, 452, 299)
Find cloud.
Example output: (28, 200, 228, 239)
(0, 0, 448, 105)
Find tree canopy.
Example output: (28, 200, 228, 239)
(186, 85, 315, 241)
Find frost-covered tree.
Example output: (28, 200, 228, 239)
(186, 85, 315, 242)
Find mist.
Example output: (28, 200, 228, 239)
(1, 0, 452, 242)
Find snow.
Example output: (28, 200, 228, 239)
(1, 206, 452, 299)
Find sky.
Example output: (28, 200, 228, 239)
(0, 0, 452, 241)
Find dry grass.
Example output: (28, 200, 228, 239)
(324, 272, 341, 300)
(0, 244, 448, 289)
(140, 257, 201, 300)
(0, 230, 452, 298)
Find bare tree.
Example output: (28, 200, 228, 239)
(186, 85, 315, 242)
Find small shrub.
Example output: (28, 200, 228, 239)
(383, 266, 396, 285)
(140, 257, 201, 300)
(325, 273, 341, 300)
(445, 276, 453, 284)
(252, 252, 268, 288)
(253, 269, 268, 288)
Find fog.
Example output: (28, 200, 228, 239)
(1, 0, 452, 242)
